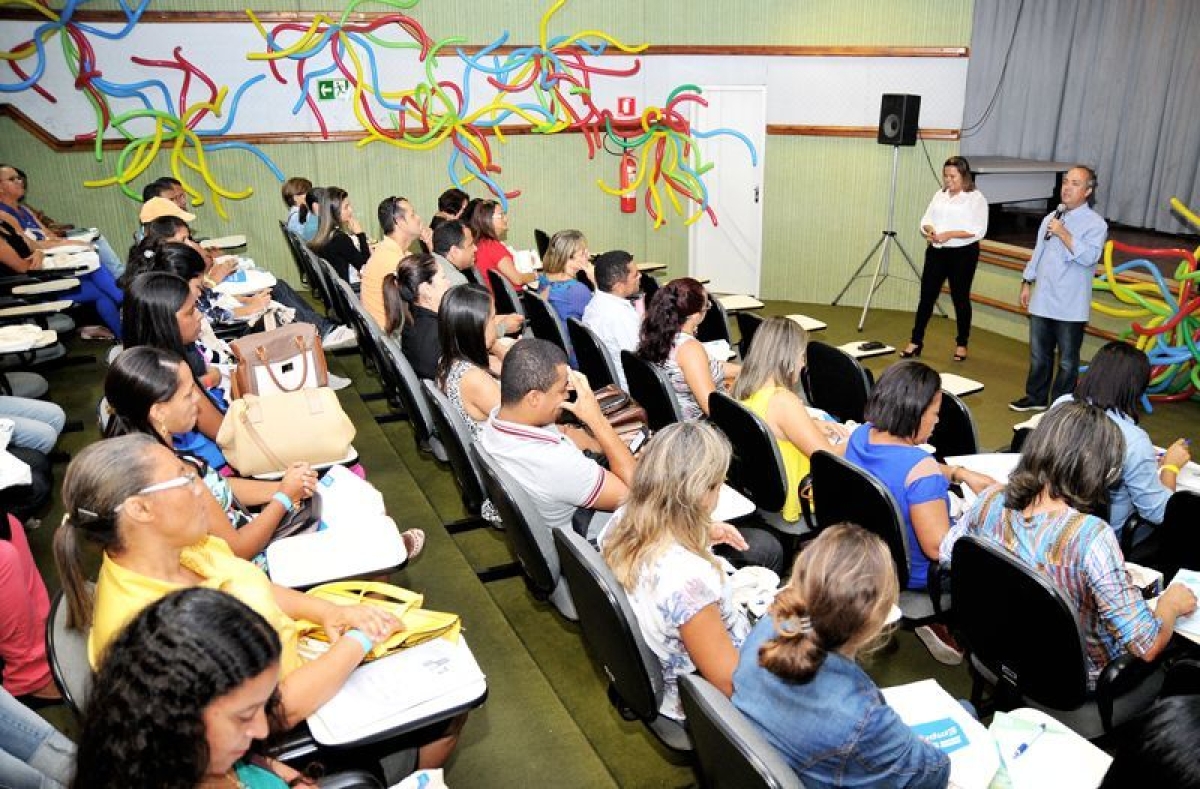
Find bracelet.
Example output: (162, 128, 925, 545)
(1160, 464, 1181, 477)
(343, 628, 373, 656)
(271, 491, 294, 512)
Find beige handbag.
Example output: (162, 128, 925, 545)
(216, 388, 355, 475)
(231, 323, 327, 399)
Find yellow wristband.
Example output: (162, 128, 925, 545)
(202, 276, 217, 288)
(1161, 464, 1181, 477)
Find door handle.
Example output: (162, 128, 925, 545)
(753, 186, 760, 203)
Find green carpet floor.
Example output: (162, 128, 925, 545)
(23, 298, 1200, 787)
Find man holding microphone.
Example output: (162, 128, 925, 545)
(1010, 165, 1108, 412)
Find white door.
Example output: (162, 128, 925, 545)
(688, 85, 766, 296)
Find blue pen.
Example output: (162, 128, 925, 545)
(1011, 722, 1048, 759)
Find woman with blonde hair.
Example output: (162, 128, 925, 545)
(537, 229, 594, 324)
(731, 317, 849, 522)
(601, 422, 762, 721)
(733, 524, 950, 787)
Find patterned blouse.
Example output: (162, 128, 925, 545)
(657, 332, 724, 421)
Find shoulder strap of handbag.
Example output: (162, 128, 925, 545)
(255, 334, 311, 394)
(238, 400, 288, 471)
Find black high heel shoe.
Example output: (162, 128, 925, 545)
(899, 343, 923, 358)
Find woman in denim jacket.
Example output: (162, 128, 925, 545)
(732, 524, 949, 788)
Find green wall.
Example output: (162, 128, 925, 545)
(0, 0, 976, 318)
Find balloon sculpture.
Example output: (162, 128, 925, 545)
(1, 0, 757, 227)
(1092, 197, 1200, 405)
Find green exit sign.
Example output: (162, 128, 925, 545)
(316, 79, 351, 102)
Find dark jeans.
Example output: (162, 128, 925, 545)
(1025, 315, 1086, 405)
(269, 280, 334, 335)
(713, 526, 785, 575)
(910, 242, 979, 347)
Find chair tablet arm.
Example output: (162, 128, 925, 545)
(318, 770, 384, 788)
(1096, 652, 1161, 733)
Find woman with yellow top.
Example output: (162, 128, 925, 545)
(730, 317, 849, 522)
(53, 434, 464, 770)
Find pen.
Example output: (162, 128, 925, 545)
(1011, 722, 1048, 759)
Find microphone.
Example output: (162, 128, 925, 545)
(1044, 203, 1065, 241)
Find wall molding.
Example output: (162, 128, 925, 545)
(0, 105, 963, 151)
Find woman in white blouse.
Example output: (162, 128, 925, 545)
(901, 156, 989, 362)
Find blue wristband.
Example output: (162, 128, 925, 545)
(344, 628, 373, 656)
(272, 491, 294, 513)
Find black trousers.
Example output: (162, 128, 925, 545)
(910, 242, 980, 347)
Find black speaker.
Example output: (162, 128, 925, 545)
(877, 94, 921, 147)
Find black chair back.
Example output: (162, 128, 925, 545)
(802, 341, 871, 423)
(951, 535, 1090, 710)
(473, 444, 575, 619)
(422, 380, 487, 516)
(929, 390, 980, 460)
(621, 350, 683, 430)
(278, 221, 311, 287)
(679, 674, 805, 789)
(1153, 491, 1200, 581)
(735, 311, 764, 358)
(488, 270, 526, 319)
(380, 334, 444, 458)
(696, 293, 732, 345)
(809, 450, 912, 588)
(521, 292, 571, 355)
(462, 266, 483, 287)
(567, 318, 620, 390)
(314, 255, 353, 327)
(639, 272, 659, 301)
(709, 392, 787, 514)
(534, 228, 550, 260)
(553, 529, 690, 751)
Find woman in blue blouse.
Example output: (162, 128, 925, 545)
(537, 229, 594, 325)
(733, 524, 950, 788)
(843, 361, 994, 662)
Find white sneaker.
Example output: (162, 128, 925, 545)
(328, 373, 352, 391)
(322, 325, 357, 351)
(915, 624, 964, 665)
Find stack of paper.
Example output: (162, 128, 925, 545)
(988, 709, 1111, 788)
(882, 679, 999, 789)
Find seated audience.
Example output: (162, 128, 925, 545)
(282, 176, 315, 238)
(55, 435, 462, 768)
(537, 230, 594, 324)
(600, 421, 754, 721)
(479, 338, 635, 539)
(636, 277, 738, 420)
(12, 167, 70, 236)
(733, 523, 950, 788)
(0, 165, 124, 338)
(383, 253, 451, 379)
(430, 187, 469, 231)
(1101, 696, 1200, 788)
(363, 196, 428, 328)
(0, 514, 57, 704)
(76, 588, 315, 788)
(0, 686, 73, 788)
(437, 284, 502, 439)
(432, 219, 474, 288)
(469, 199, 535, 293)
(1061, 341, 1190, 542)
(844, 360, 994, 664)
(298, 187, 324, 243)
(104, 346, 316, 563)
(123, 271, 228, 468)
(309, 187, 370, 284)
(582, 250, 642, 389)
(132, 214, 356, 353)
(941, 401, 1197, 687)
(730, 317, 848, 523)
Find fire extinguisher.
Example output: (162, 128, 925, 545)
(619, 151, 637, 214)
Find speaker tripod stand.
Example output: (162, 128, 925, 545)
(832, 144, 945, 331)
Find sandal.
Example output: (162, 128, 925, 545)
(953, 346, 968, 362)
(899, 342, 923, 359)
(401, 528, 426, 560)
(80, 325, 115, 341)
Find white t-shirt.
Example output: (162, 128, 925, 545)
(919, 188, 989, 248)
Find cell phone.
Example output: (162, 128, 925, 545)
(859, 340, 886, 351)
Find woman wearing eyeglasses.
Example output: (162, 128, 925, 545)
(54, 434, 463, 769)
(940, 402, 1198, 688)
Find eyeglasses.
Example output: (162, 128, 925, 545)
(114, 470, 201, 512)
